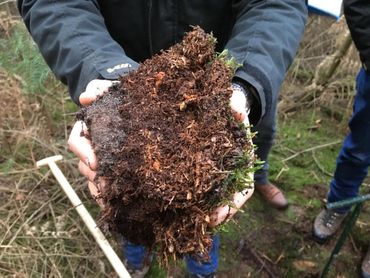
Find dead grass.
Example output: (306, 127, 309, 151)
(0, 71, 120, 278)
(0, 67, 120, 277)
(0, 12, 120, 277)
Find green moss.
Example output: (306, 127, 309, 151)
(216, 49, 242, 73)
(0, 158, 14, 175)
(146, 259, 169, 278)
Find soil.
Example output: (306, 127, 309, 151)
(77, 27, 253, 264)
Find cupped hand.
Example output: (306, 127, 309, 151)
(68, 79, 117, 204)
(209, 89, 255, 227)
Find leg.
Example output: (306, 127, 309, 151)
(252, 102, 277, 186)
(122, 241, 150, 269)
(252, 97, 288, 209)
(185, 234, 220, 277)
(122, 240, 152, 277)
(327, 69, 370, 213)
(314, 68, 370, 241)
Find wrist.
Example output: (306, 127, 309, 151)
(232, 80, 261, 126)
(231, 83, 250, 115)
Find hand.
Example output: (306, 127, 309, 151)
(209, 88, 255, 227)
(209, 186, 254, 227)
(68, 79, 117, 205)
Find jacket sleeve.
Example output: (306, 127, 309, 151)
(17, 0, 139, 105)
(343, 0, 370, 72)
(225, 0, 307, 121)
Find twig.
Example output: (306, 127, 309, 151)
(2, 252, 106, 259)
(279, 145, 297, 154)
(240, 240, 277, 278)
(0, 197, 52, 259)
(259, 252, 275, 264)
(275, 166, 289, 180)
(274, 252, 284, 265)
(349, 234, 359, 253)
(0, 168, 38, 176)
(356, 220, 370, 228)
(0, 186, 27, 192)
(32, 234, 63, 278)
(0, 172, 65, 259)
(312, 150, 333, 177)
(276, 217, 295, 225)
(282, 140, 341, 162)
(0, 0, 15, 6)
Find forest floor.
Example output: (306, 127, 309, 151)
(1, 16, 369, 278)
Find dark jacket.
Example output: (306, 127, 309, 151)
(18, 0, 307, 122)
(343, 0, 370, 72)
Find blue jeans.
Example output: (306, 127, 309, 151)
(123, 235, 220, 275)
(328, 68, 370, 213)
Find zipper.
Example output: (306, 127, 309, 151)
(148, 0, 154, 56)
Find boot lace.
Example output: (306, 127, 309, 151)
(322, 210, 341, 228)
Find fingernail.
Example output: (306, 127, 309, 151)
(85, 158, 91, 168)
(88, 157, 98, 170)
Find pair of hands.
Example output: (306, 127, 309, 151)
(68, 79, 254, 227)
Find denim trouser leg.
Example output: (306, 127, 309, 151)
(185, 234, 220, 275)
(253, 96, 278, 186)
(328, 69, 370, 213)
(122, 241, 150, 269)
(122, 235, 220, 275)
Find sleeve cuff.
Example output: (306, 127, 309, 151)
(72, 50, 139, 105)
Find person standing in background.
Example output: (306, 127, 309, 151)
(313, 0, 370, 277)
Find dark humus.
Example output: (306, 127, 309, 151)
(77, 27, 253, 264)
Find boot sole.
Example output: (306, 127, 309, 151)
(312, 232, 331, 244)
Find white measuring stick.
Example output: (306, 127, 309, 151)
(36, 155, 131, 278)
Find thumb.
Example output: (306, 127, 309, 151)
(79, 79, 119, 106)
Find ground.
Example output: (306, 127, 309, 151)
(1, 17, 370, 278)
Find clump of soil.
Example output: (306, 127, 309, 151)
(77, 27, 254, 264)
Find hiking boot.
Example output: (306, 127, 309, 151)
(362, 247, 370, 278)
(187, 273, 216, 278)
(313, 208, 348, 243)
(255, 183, 289, 210)
(123, 259, 150, 278)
